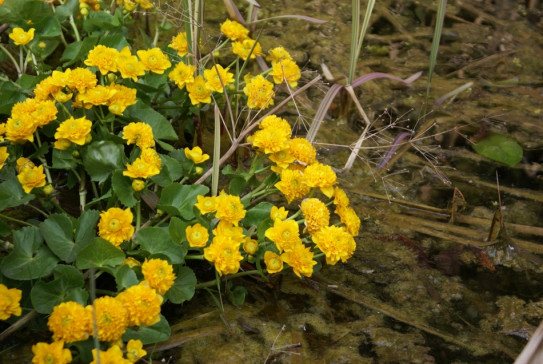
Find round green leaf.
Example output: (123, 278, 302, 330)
(472, 134, 523, 167)
(165, 266, 196, 304)
(82, 140, 125, 183)
(76, 238, 126, 269)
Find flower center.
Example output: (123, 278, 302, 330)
(108, 218, 121, 232)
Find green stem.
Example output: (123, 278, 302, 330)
(195, 269, 264, 289)
(18, 46, 23, 77)
(136, 199, 141, 232)
(34, 132, 53, 184)
(185, 254, 204, 260)
(0, 213, 34, 227)
(0, 45, 22, 76)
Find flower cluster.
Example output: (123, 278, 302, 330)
(0, 284, 22, 320)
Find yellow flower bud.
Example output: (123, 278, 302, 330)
(42, 184, 54, 195)
(132, 179, 145, 192)
(38, 41, 46, 49)
(195, 166, 204, 175)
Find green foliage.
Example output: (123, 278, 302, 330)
(157, 184, 210, 220)
(472, 134, 523, 167)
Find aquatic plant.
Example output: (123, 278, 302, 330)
(0, 0, 360, 362)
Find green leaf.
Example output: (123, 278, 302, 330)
(30, 265, 86, 313)
(74, 210, 100, 248)
(76, 238, 126, 269)
(227, 285, 247, 306)
(229, 176, 247, 196)
(82, 140, 125, 183)
(99, 34, 130, 50)
(169, 217, 188, 245)
(60, 36, 99, 67)
(244, 202, 273, 229)
(35, 15, 61, 38)
(39, 213, 75, 262)
(472, 134, 523, 167)
(165, 266, 196, 304)
(0, 226, 58, 280)
(54, 0, 79, 21)
(151, 154, 185, 187)
(52, 148, 77, 169)
(123, 314, 170, 345)
(112, 171, 137, 208)
(0, 177, 34, 211)
(157, 184, 209, 220)
(0, 77, 28, 114)
(124, 103, 178, 141)
(114, 264, 139, 291)
(137, 227, 186, 264)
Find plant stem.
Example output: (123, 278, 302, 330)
(0, 45, 22, 76)
(195, 269, 264, 289)
(185, 254, 204, 260)
(0, 213, 34, 227)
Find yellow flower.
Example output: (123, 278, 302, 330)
(168, 61, 195, 89)
(116, 46, 145, 81)
(126, 339, 147, 362)
(212, 220, 244, 242)
(0, 284, 22, 320)
(54, 139, 72, 151)
(333, 187, 350, 208)
(195, 195, 217, 214)
(204, 64, 234, 93)
(5, 115, 36, 143)
(16, 157, 35, 172)
(137, 48, 171, 74)
(259, 115, 292, 132)
(186, 223, 209, 248)
(301, 198, 330, 234)
(32, 341, 72, 364)
(232, 38, 262, 60)
(203, 235, 243, 276)
(275, 168, 311, 204)
(243, 237, 258, 255)
(303, 162, 337, 198)
(220, 19, 249, 41)
(50, 69, 71, 88)
(251, 128, 291, 155)
(270, 59, 301, 88)
(186, 75, 212, 105)
(142, 258, 176, 295)
(215, 192, 246, 225)
(98, 207, 134, 246)
(123, 122, 155, 148)
(48, 301, 93, 343)
(135, 0, 153, 9)
(184, 146, 209, 164)
(67, 67, 98, 93)
(34, 77, 62, 101)
(270, 206, 288, 221)
(12, 98, 58, 129)
(269, 148, 295, 170)
(122, 257, 141, 268)
(311, 226, 356, 265)
(123, 148, 161, 179)
(90, 296, 129, 342)
(33, 100, 59, 127)
(91, 345, 131, 364)
(266, 47, 293, 63)
(243, 75, 275, 109)
(168, 32, 188, 57)
(107, 84, 137, 115)
(281, 243, 317, 278)
(117, 283, 162, 326)
(17, 164, 46, 194)
(84, 45, 120, 74)
(54, 116, 92, 146)
(336, 206, 361, 236)
(0, 139, 8, 170)
(9, 27, 35, 46)
(289, 138, 316, 165)
(264, 251, 283, 274)
(76, 85, 116, 108)
(265, 219, 301, 253)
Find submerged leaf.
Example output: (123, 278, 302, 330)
(472, 134, 523, 167)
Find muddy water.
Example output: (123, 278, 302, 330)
(161, 1, 543, 363)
